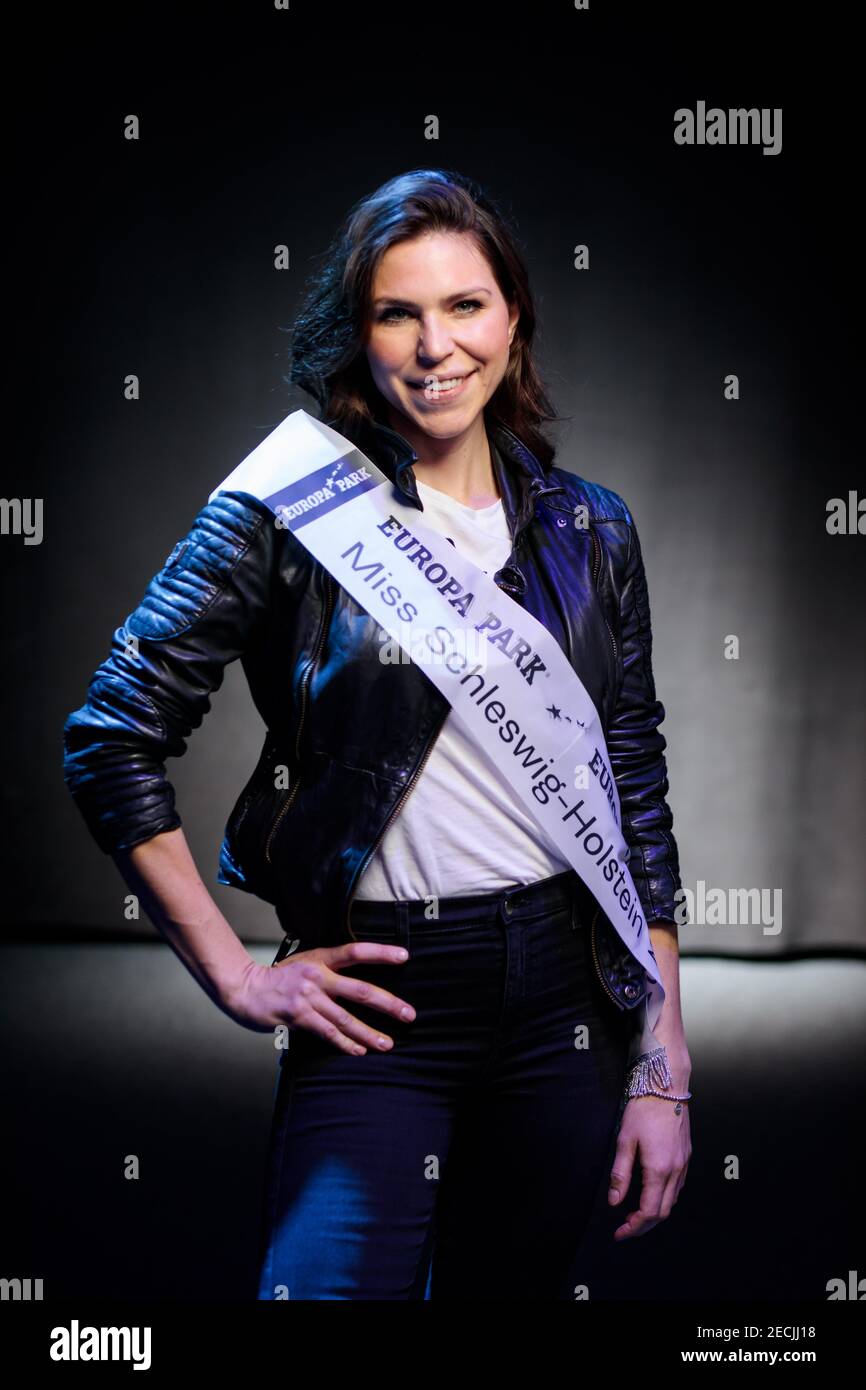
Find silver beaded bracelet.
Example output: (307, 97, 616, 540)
(624, 1044, 692, 1114)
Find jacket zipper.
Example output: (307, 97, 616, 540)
(343, 703, 450, 941)
(590, 526, 619, 665)
(589, 908, 625, 1010)
(587, 530, 623, 1005)
(264, 571, 335, 866)
(341, 480, 561, 937)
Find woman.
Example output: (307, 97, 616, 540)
(63, 168, 692, 1301)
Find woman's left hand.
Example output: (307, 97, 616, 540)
(607, 1091, 692, 1240)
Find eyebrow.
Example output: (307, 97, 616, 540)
(372, 286, 491, 307)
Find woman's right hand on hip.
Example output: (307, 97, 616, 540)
(219, 943, 416, 1054)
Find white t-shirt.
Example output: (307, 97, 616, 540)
(354, 475, 572, 900)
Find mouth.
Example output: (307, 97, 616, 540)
(406, 370, 477, 402)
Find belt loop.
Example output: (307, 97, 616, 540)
(396, 900, 409, 945)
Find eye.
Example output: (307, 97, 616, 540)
(376, 299, 484, 324)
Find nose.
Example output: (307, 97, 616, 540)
(416, 313, 456, 363)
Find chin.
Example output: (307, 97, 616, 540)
(403, 392, 481, 420)
(411, 409, 478, 436)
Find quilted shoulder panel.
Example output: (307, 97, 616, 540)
(126, 491, 272, 642)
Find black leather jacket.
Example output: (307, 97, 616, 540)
(63, 413, 682, 1018)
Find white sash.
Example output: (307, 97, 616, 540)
(210, 409, 665, 1060)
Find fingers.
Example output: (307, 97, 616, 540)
(318, 941, 417, 1027)
(322, 940, 411, 971)
(299, 984, 404, 1056)
(658, 1171, 681, 1222)
(270, 945, 416, 1056)
(607, 1132, 636, 1208)
(327, 968, 416, 1024)
(613, 1162, 691, 1240)
(673, 1155, 691, 1205)
(613, 1169, 666, 1240)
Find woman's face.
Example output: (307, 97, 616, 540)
(364, 230, 519, 443)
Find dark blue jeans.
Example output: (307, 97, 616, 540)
(255, 868, 634, 1300)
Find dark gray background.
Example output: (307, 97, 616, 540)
(3, 5, 862, 961)
(2, 0, 864, 1310)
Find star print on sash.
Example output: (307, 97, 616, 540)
(546, 703, 585, 727)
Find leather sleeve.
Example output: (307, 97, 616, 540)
(605, 510, 684, 924)
(62, 491, 277, 855)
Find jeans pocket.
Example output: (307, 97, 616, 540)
(350, 926, 402, 943)
(523, 898, 576, 932)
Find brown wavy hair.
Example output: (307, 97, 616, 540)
(284, 168, 559, 470)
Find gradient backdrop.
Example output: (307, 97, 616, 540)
(1, 0, 863, 1306)
(5, 10, 861, 956)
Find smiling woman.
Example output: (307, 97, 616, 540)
(264, 168, 689, 1290)
(363, 235, 520, 509)
(368, 255, 512, 431)
(287, 167, 559, 482)
(63, 167, 690, 1302)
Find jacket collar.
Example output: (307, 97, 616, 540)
(357, 414, 560, 535)
(350, 413, 568, 601)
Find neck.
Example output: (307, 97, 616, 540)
(385, 406, 500, 509)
